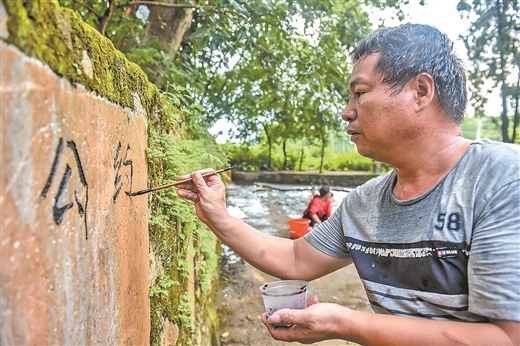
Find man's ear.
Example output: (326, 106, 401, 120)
(414, 73, 435, 112)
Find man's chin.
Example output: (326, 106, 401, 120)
(354, 146, 375, 160)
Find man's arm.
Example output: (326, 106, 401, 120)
(176, 169, 350, 280)
(262, 303, 520, 345)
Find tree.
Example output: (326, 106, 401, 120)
(194, 1, 372, 171)
(61, 0, 417, 168)
(457, 0, 520, 143)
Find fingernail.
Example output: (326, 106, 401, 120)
(267, 314, 281, 324)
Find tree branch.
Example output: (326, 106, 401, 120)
(99, 0, 116, 36)
(74, 1, 104, 19)
(115, 1, 212, 10)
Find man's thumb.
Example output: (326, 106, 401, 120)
(192, 171, 209, 192)
(267, 309, 299, 326)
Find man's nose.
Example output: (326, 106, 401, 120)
(341, 102, 356, 122)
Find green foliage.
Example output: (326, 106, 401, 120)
(457, 0, 520, 143)
(221, 133, 387, 172)
(126, 47, 176, 90)
(185, 1, 374, 171)
(177, 292, 196, 344)
(322, 151, 381, 172)
(149, 273, 179, 298)
(461, 116, 504, 141)
(146, 100, 226, 345)
(147, 128, 225, 345)
(198, 231, 219, 296)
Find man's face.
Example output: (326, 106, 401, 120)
(341, 54, 418, 163)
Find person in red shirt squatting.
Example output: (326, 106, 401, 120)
(302, 186, 332, 226)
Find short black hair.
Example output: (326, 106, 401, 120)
(351, 23, 467, 124)
(319, 186, 330, 197)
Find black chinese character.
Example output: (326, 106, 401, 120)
(40, 138, 89, 239)
(113, 141, 133, 203)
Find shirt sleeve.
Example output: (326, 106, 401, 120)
(468, 179, 520, 321)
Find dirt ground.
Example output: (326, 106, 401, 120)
(217, 259, 372, 346)
(216, 183, 373, 346)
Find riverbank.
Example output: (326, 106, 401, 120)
(232, 170, 379, 188)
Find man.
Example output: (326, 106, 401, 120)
(177, 24, 520, 344)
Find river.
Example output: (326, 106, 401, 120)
(217, 182, 372, 346)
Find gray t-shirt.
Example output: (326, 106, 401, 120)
(305, 139, 520, 321)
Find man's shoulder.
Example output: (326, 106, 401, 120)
(349, 170, 394, 197)
(452, 139, 520, 195)
(466, 139, 520, 175)
(471, 138, 520, 160)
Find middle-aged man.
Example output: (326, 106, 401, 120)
(177, 24, 520, 344)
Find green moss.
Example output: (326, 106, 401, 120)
(3, 1, 227, 344)
(2, 0, 174, 124)
(147, 124, 226, 345)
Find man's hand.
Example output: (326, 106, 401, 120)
(176, 168, 228, 225)
(262, 299, 520, 345)
(261, 300, 348, 344)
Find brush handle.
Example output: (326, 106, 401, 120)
(129, 165, 236, 196)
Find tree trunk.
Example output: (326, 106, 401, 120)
(282, 139, 287, 170)
(374, 161, 381, 173)
(263, 124, 273, 170)
(512, 68, 520, 143)
(145, 0, 195, 60)
(99, 0, 116, 36)
(497, 0, 511, 142)
(319, 130, 325, 173)
(298, 141, 304, 171)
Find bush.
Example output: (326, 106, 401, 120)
(220, 139, 389, 172)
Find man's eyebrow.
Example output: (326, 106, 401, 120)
(348, 77, 363, 91)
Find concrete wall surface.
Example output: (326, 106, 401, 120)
(1, 40, 150, 345)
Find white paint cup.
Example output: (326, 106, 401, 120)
(259, 280, 308, 317)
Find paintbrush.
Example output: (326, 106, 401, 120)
(128, 164, 237, 197)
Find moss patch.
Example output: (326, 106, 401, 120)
(147, 125, 225, 345)
(2, 0, 172, 125)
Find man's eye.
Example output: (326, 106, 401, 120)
(355, 92, 363, 98)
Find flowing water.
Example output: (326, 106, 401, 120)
(217, 183, 372, 346)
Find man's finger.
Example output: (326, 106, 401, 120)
(307, 295, 319, 307)
(191, 170, 212, 193)
(176, 189, 199, 202)
(178, 168, 214, 181)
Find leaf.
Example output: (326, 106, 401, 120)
(237, 27, 247, 41)
(191, 26, 209, 40)
(249, 26, 258, 38)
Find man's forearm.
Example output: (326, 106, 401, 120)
(205, 214, 298, 278)
(344, 309, 517, 345)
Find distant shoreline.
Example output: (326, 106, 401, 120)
(232, 171, 379, 188)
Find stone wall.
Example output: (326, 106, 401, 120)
(1, 40, 150, 344)
(0, 1, 223, 345)
(233, 171, 379, 188)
